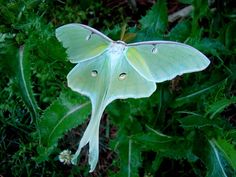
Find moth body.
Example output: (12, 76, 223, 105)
(107, 42, 127, 71)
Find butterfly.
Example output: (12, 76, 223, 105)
(55, 23, 210, 172)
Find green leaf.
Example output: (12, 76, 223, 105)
(194, 38, 228, 57)
(227, 130, 236, 143)
(110, 131, 142, 177)
(169, 20, 191, 42)
(151, 154, 163, 173)
(172, 77, 227, 108)
(133, 127, 197, 161)
(1, 42, 39, 120)
(191, 0, 209, 38)
(207, 97, 236, 119)
(225, 22, 236, 50)
(17, 44, 39, 121)
(118, 139, 142, 177)
(213, 138, 236, 170)
(178, 115, 221, 128)
(109, 114, 144, 177)
(192, 0, 208, 18)
(206, 140, 231, 177)
(139, 0, 167, 37)
(193, 133, 233, 177)
(36, 90, 91, 162)
(0, 36, 17, 75)
(178, 0, 193, 4)
(133, 133, 173, 151)
(0, 4, 16, 24)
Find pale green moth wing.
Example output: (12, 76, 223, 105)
(55, 23, 210, 173)
(126, 41, 210, 82)
(67, 48, 156, 172)
(55, 24, 112, 63)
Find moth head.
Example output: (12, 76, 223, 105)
(109, 41, 127, 55)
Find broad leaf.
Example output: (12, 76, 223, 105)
(117, 139, 142, 177)
(169, 20, 191, 42)
(206, 97, 236, 119)
(139, 0, 167, 37)
(193, 133, 233, 177)
(206, 140, 231, 177)
(17, 44, 39, 121)
(213, 138, 236, 170)
(172, 77, 228, 108)
(133, 127, 197, 161)
(194, 38, 228, 57)
(178, 115, 221, 128)
(36, 90, 90, 162)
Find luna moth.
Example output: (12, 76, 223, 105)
(55, 23, 210, 172)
